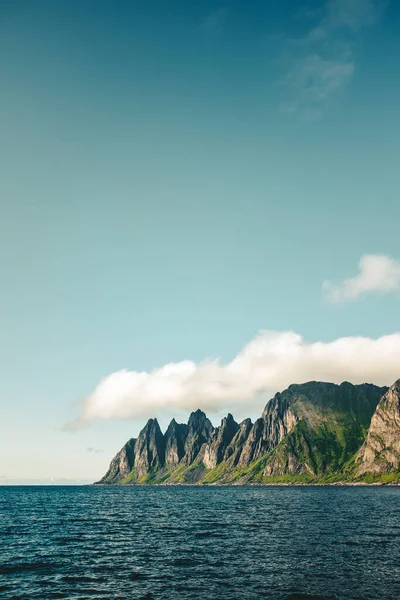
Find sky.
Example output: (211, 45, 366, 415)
(1, 0, 400, 484)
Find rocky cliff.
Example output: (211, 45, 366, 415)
(356, 380, 400, 478)
(98, 438, 136, 484)
(96, 380, 397, 485)
(164, 419, 188, 469)
(133, 418, 165, 480)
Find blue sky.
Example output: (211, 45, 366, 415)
(1, 0, 400, 483)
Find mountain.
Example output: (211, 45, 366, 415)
(355, 380, 400, 481)
(96, 380, 400, 486)
(99, 438, 136, 484)
(164, 418, 188, 469)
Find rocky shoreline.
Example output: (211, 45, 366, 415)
(94, 480, 400, 487)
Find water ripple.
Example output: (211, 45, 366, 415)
(0, 486, 400, 599)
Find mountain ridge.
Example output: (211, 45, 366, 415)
(96, 379, 400, 486)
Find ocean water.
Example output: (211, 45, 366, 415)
(1, 486, 400, 600)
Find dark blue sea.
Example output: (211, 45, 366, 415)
(1, 486, 400, 600)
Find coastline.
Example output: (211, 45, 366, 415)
(93, 480, 400, 487)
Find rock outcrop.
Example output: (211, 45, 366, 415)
(164, 419, 188, 469)
(257, 381, 387, 479)
(224, 418, 253, 465)
(95, 379, 393, 485)
(134, 418, 165, 479)
(98, 438, 136, 484)
(203, 414, 239, 468)
(356, 380, 400, 476)
(237, 393, 299, 467)
(182, 409, 213, 465)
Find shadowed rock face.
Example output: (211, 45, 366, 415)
(203, 414, 239, 468)
(356, 380, 400, 476)
(98, 438, 136, 484)
(182, 409, 214, 465)
(134, 418, 165, 478)
(224, 418, 253, 466)
(237, 394, 298, 467)
(164, 419, 188, 469)
(96, 380, 394, 485)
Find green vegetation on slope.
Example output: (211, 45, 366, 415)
(97, 381, 396, 486)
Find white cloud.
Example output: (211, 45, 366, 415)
(324, 254, 400, 303)
(69, 330, 400, 428)
(283, 0, 386, 116)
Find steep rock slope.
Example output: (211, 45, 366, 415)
(95, 380, 389, 485)
(237, 393, 298, 467)
(182, 409, 213, 465)
(98, 438, 136, 484)
(133, 418, 165, 480)
(164, 419, 188, 470)
(203, 414, 239, 468)
(212, 381, 386, 484)
(224, 418, 253, 465)
(261, 381, 386, 478)
(356, 380, 400, 477)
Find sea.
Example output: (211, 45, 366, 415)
(1, 485, 400, 600)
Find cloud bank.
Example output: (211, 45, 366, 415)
(324, 254, 400, 302)
(283, 0, 387, 117)
(70, 330, 400, 428)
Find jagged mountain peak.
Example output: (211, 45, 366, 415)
(183, 409, 214, 466)
(143, 417, 160, 427)
(188, 408, 209, 422)
(166, 417, 185, 430)
(220, 414, 239, 439)
(134, 417, 165, 479)
(165, 419, 188, 469)
(223, 413, 236, 423)
(96, 379, 398, 486)
(187, 409, 213, 435)
(203, 413, 240, 469)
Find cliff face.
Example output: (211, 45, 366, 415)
(203, 414, 239, 469)
(356, 380, 400, 477)
(98, 438, 136, 484)
(236, 394, 298, 468)
(183, 409, 213, 465)
(164, 419, 188, 470)
(224, 418, 253, 466)
(96, 380, 393, 485)
(257, 382, 387, 480)
(133, 418, 165, 479)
